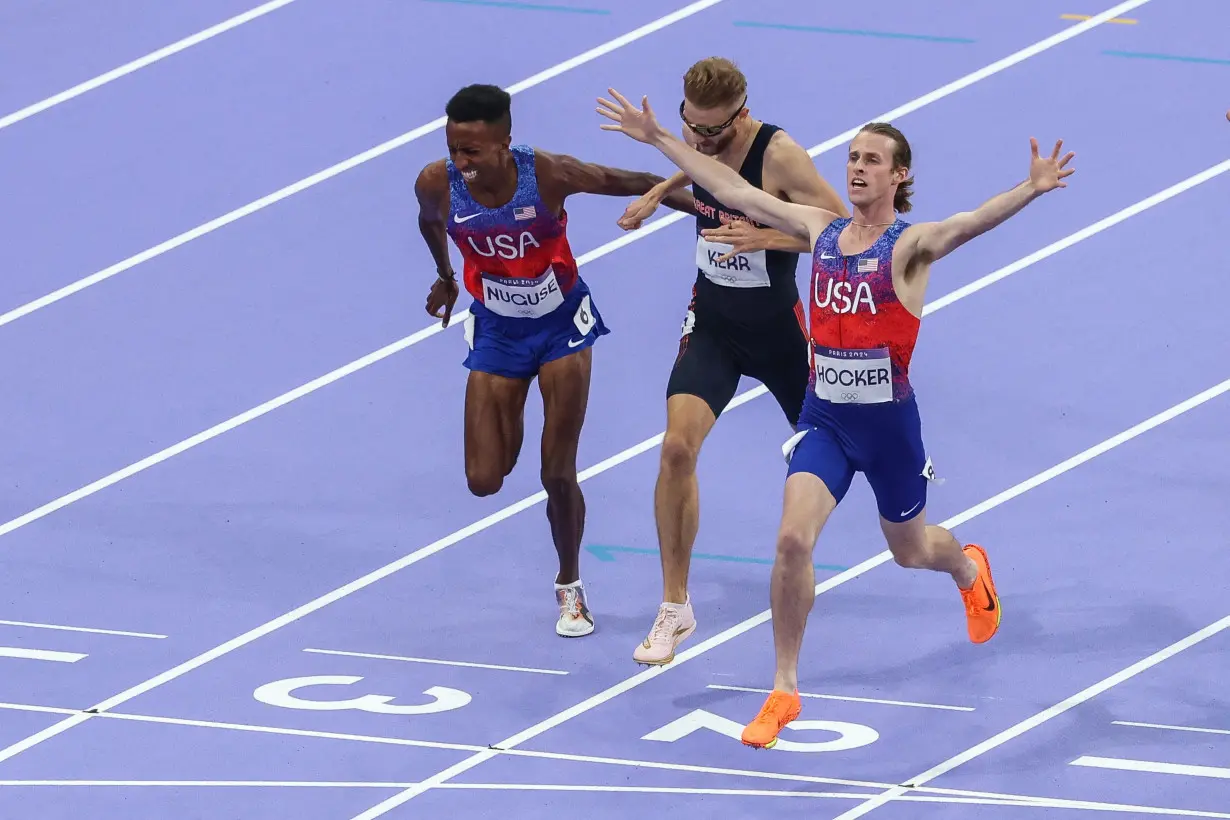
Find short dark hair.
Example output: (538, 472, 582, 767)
(445, 84, 512, 132)
(858, 122, 914, 213)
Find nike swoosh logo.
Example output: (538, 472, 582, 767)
(821, 253, 835, 259)
(567, 337, 587, 348)
(900, 500, 922, 518)
(453, 213, 481, 224)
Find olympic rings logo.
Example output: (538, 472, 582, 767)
(841, 391, 860, 402)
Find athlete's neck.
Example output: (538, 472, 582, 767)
(466, 151, 518, 205)
(850, 201, 897, 230)
(716, 118, 762, 168)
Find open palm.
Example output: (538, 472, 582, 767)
(1029, 137, 1076, 193)
(596, 88, 665, 144)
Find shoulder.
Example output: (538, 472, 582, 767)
(762, 128, 812, 169)
(414, 159, 449, 197)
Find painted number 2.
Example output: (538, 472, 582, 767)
(253, 675, 471, 715)
(642, 708, 879, 752)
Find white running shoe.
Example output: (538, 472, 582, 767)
(633, 598, 696, 665)
(555, 580, 594, 637)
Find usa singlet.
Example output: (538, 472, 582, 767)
(785, 217, 939, 523)
(445, 145, 608, 380)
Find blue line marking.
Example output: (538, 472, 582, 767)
(733, 20, 974, 44)
(586, 544, 850, 572)
(421, 0, 610, 13)
(1103, 50, 1230, 66)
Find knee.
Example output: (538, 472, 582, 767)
(892, 545, 929, 569)
(775, 526, 815, 567)
(659, 431, 701, 477)
(540, 467, 578, 499)
(466, 467, 503, 497)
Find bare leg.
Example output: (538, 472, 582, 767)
(463, 370, 531, 496)
(537, 346, 593, 586)
(740, 470, 836, 749)
(655, 394, 718, 603)
(880, 511, 1001, 644)
(770, 472, 838, 693)
(879, 514, 977, 589)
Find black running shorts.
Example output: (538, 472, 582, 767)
(666, 296, 811, 426)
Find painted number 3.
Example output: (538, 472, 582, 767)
(253, 675, 471, 715)
(642, 708, 879, 753)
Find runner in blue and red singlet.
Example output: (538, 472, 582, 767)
(416, 84, 694, 639)
(598, 88, 1075, 747)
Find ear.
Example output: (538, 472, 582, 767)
(893, 165, 910, 184)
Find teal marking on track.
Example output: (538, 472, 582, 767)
(586, 544, 849, 572)
(733, 20, 974, 44)
(421, 0, 609, 13)
(1103, 50, 1230, 66)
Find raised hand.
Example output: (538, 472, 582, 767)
(596, 88, 666, 144)
(1029, 137, 1076, 193)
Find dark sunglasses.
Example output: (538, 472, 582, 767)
(679, 97, 746, 137)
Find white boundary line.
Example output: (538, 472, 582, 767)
(707, 684, 975, 712)
(833, 614, 1230, 819)
(0, 0, 724, 330)
(302, 647, 568, 675)
(0, 619, 166, 639)
(346, 377, 1230, 818)
(0, 701, 1227, 817)
(0, 0, 302, 131)
(0, 152, 1222, 774)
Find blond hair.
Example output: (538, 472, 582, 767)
(683, 57, 746, 109)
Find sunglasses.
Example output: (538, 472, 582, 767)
(679, 97, 746, 137)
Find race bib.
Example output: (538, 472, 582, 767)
(812, 345, 893, 404)
(480, 268, 564, 318)
(573, 294, 595, 336)
(696, 235, 770, 288)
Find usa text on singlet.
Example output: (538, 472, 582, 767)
(445, 144, 585, 321)
(807, 217, 921, 404)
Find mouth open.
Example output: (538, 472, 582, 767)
(462, 169, 478, 181)
(851, 178, 867, 189)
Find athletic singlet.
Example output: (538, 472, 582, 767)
(807, 217, 921, 403)
(691, 123, 800, 322)
(445, 145, 581, 320)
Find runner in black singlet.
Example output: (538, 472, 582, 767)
(615, 58, 849, 665)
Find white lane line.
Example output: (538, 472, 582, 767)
(0, 0, 725, 329)
(1071, 756, 1230, 780)
(1114, 720, 1230, 737)
(346, 377, 1230, 818)
(0, 701, 1223, 816)
(0, 0, 302, 131)
(302, 647, 567, 676)
(707, 684, 975, 712)
(833, 615, 1230, 819)
(2, 35, 1220, 553)
(0, 648, 86, 663)
(0, 619, 166, 639)
(0, 150, 1220, 775)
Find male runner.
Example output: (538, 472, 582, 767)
(612, 58, 849, 666)
(416, 84, 694, 638)
(597, 88, 1074, 745)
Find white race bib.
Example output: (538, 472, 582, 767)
(481, 268, 565, 318)
(696, 235, 770, 288)
(812, 345, 893, 404)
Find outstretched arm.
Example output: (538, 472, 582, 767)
(597, 89, 836, 242)
(537, 150, 694, 214)
(909, 137, 1075, 264)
